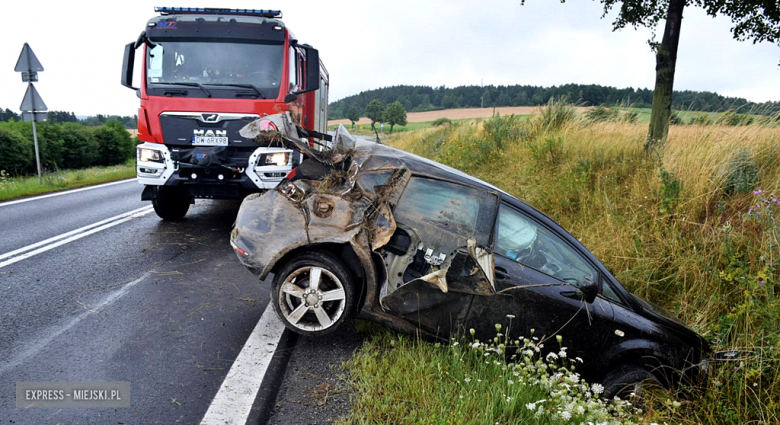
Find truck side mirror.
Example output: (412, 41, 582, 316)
(121, 42, 137, 90)
(302, 45, 320, 93)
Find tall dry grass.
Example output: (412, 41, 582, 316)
(387, 106, 780, 424)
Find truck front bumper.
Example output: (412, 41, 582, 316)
(136, 142, 294, 199)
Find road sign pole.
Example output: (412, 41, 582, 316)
(26, 81, 43, 184)
(15, 43, 46, 184)
(31, 117, 42, 184)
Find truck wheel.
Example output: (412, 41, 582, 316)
(600, 364, 663, 400)
(152, 186, 191, 220)
(271, 252, 355, 336)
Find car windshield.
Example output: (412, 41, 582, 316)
(146, 41, 283, 97)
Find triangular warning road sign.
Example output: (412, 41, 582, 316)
(20, 84, 47, 112)
(14, 43, 44, 73)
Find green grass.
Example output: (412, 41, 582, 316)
(342, 322, 645, 425)
(341, 102, 780, 424)
(0, 159, 136, 202)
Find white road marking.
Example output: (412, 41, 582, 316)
(0, 178, 137, 208)
(200, 305, 286, 425)
(0, 205, 152, 262)
(0, 206, 154, 269)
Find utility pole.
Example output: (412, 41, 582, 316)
(15, 43, 47, 184)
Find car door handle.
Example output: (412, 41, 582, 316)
(495, 267, 510, 280)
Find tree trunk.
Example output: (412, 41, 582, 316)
(646, 0, 685, 151)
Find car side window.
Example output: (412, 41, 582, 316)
(394, 177, 496, 245)
(496, 204, 597, 287)
(601, 279, 622, 303)
(357, 170, 393, 195)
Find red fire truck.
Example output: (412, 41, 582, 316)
(121, 7, 329, 219)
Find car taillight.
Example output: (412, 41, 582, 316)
(286, 167, 297, 179)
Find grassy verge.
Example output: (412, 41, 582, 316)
(343, 323, 650, 425)
(0, 159, 136, 202)
(341, 103, 780, 424)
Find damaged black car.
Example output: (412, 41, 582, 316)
(230, 113, 710, 397)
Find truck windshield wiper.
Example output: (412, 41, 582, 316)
(157, 82, 212, 98)
(205, 83, 266, 99)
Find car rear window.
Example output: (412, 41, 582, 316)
(394, 177, 496, 245)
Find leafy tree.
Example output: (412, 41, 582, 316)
(364, 99, 386, 132)
(3, 121, 64, 171)
(0, 125, 31, 175)
(61, 122, 99, 169)
(48, 111, 78, 124)
(384, 101, 408, 133)
(347, 106, 360, 129)
(530, 0, 780, 150)
(94, 120, 134, 165)
(0, 108, 20, 122)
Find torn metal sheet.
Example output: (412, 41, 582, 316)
(239, 112, 355, 165)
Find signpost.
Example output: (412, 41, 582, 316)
(15, 43, 46, 184)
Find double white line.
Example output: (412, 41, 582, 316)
(0, 205, 155, 269)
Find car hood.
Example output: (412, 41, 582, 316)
(632, 294, 709, 351)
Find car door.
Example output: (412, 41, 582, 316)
(379, 176, 499, 337)
(466, 202, 614, 359)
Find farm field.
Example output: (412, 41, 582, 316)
(329, 105, 589, 126)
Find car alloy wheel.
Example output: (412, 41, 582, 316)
(278, 265, 347, 332)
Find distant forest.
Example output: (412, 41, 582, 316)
(0, 109, 137, 128)
(328, 84, 780, 120)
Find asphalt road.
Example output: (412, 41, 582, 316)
(0, 181, 279, 424)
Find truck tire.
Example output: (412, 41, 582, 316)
(271, 251, 355, 336)
(152, 186, 191, 220)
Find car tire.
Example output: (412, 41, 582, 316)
(600, 364, 663, 400)
(271, 251, 355, 336)
(152, 186, 190, 220)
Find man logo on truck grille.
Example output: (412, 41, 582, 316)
(193, 129, 227, 137)
(201, 114, 219, 122)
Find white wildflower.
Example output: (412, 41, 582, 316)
(464, 377, 471, 383)
(506, 314, 516, 319)
(560, 410, 571, 421)
(575, 357, 583, 363)
(558, 350, 567, 358)
(591, 383, 604, 395)
(452, 341, 459, 346)
(526, 402, 536, 411)
(546, 352, 559, 361)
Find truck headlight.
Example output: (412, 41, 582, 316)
(258, 152, 289, 167)
(138, 147, 164, 163)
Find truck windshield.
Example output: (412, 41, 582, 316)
(146, 41, 284, 98)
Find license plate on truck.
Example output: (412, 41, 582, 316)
(192, 136, 229, 146)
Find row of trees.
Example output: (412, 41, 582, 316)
(329, 84, 780, 120)
(0, 120, 136, 175)
(0, 108, 137, 128)
(347, 100, 408, 133)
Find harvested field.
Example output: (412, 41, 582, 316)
(328, 106, 590, 125)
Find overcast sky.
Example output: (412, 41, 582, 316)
(1, 0, 777, 116)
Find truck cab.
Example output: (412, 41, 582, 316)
(121, 7, 329, 219)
